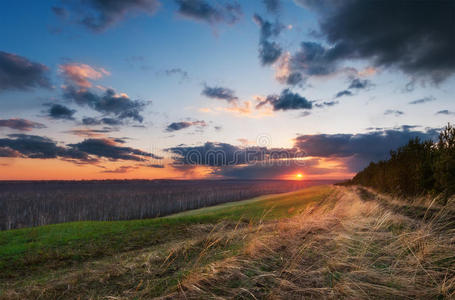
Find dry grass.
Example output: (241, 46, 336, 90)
(161, 187, 455, 299)
(1, 186, 454, 299)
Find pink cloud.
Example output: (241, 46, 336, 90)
(59, 63, 110, 88)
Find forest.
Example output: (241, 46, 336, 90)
(348, 123, 455, 200)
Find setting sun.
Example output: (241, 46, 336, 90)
(296, 173, 303, 179)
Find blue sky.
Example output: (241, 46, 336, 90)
(0, 0, 454, 180)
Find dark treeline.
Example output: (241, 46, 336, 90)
(0, 179, 335, 230)
(349, 123, 455, 199)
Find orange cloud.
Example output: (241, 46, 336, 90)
(59, 63, 110, 88)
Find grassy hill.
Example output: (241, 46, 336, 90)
(1, 185, 454, 299)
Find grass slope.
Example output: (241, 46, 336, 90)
(2, 184, 454, 299)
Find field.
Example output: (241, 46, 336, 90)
(1, 184, 454, 299)
(0, 179, 335, 230)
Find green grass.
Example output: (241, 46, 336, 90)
(0, 185, 333, 279)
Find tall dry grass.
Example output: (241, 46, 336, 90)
(164, 187, 455, 299)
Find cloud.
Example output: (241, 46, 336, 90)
(253, 14, 283, 65)
(0, 51, 51, 92)
(256, 89, 313, 111)
(274, 53, 305, 86)
(59, 63, 110, 88)
(160, 68, 189, 81)
(348, 78, 372, 90)
(69, 138, 162, 161)
(335, 90, 353, 98)
(262, 0, 280, 14)
(436, 110, 455, 115)
(409, 96, 436, 105)
(168, 142, 300, 167)
(54, 0, 161, 32)
(175, 0, 242, 24)
(384, 109, 404, 117)
(101, 165, 139, 173)
(166, 120, 207, 132)
(66, 129, 107, 138)
(0, 134, 89, 160)
(295, 0, 455, 83)
(0, 118, 46, 131)
(334, 77, 373, 98)
(201, 85, 238, 103)
(0, 134, 162, 166)
(45, 104, 77, 120)
(81, 117, 123, 126)
(314, 100, 339, 108)
(294, 127, 439, 172)
(63, 86, 146, 122)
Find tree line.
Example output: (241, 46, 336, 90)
(348, 123, 455, 200)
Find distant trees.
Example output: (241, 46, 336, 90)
(350, 123, 455, 199)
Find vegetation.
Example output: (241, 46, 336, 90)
(0, 179, 333, 230)
(348, 123, 455, 199)
(1, 185, 454, 299)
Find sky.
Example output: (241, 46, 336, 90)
(0, 0, 454, 180)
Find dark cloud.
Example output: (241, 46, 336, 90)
(0, 119, 46, 131)
(101, 165, 139, 173)
(384, 109, 404, 117)
(348, 78, 372, 90)
(201, 85, 238, 103)
(54, 0, 161, 32)
(257, 89, 313, 111)
(168, 142, 301, 167)
(81, 117, 122, 126)
(288, 42, 338, 77)
(175, 0, 242, 24)
(295, 0, 455, 83)
(0, 134, 89, 160)
(82, 117, 102, 126)
(436, 110, 455, 115)
(0, 134, 162, 165)
(166, 120, 207, 132)
(253, 14, 283, 65)
(409, 96, 436, 105)
(315, 100, 339, 108)
(0, 51, 51, 93)
(334, 78, 372, 98)
(69, 138, 162, 161)
(262, 0, 280, 14)
(285, 72, 304, 86)
(46, 104, 76, 120)
(335, 90, 353, 98)
(101, 117, 123, 126)
(63, 86, 146, 122)
(294, 127, 439, 172)
(147, 163, 165, 168)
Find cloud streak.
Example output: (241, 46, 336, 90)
(0, 119, 46, 131)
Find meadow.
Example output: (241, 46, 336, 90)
(1, 184, 454, 299)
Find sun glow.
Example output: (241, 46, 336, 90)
(296, 173, 303, 179)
